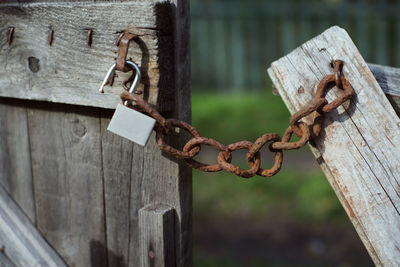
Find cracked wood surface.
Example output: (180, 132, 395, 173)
(268, 26, 400, 266)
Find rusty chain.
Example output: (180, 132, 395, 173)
(120, 60, 354, 178)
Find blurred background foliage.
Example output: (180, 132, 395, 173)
(189, 0, 398, 266)
(191, 0, 399, 92)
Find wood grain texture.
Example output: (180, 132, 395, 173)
(139, 204, 176, 267)
(0, 1, 191, 266)
(0, 251, 16, 267)
(27, 102, 107, 266)
(0, 99, 35, 222)
(368, 63, 400, 116)
(100, 111, 134, 266)
(100, 1, 191, 266)
(0, 1, 174, 111)
(268, 26, 400, 266)
(0, 184, 66, 266)
(369, 63, 400, 97)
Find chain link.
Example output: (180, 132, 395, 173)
(120, 60, 354, 178)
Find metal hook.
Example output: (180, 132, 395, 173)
(115, 32, 138, 72)
(333, 60, 344, 89)
(99, 60, 141, 105)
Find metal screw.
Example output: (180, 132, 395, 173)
(87, 29, 93, 47)
(7, 27, 14, 45)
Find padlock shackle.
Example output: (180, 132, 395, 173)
(99, 60, 141, 95)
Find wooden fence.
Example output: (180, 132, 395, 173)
(0, 1, 191, 266)
(191, 0, 400, 91)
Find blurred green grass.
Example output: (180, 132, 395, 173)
(192, 169, 345, 224)
(192, 90, 290, 145)
(191, 89, 349, 223)
(191, 90, 360, 266)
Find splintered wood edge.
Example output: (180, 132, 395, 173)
(268, 26, 400, 266)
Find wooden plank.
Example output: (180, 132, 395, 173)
(369, 63, 400, 97)
(136, 1, 192, 264)
(139, 204, 176, 267)
(0, 251, 16, 267)
(0, 184, 66, 266)
(0, 1, 191, 266)
(268, 26, 400, 266)
(0, 1, 174, 111)
(100, 110, 135, 267)
(101, 1, 192, 266)
(0, 99, 35, 222)
(101, 111, 191, 267)
(27, 102, 107, 266)
(368, 63, 400, 116)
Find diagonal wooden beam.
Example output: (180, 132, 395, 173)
(0, 184, 67, 266)
(369, 63, 400, 97)
(0, 251, 16, 267)
(268, 26, 400, 266)
(368, 63, 400, 115)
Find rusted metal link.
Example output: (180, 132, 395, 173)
(333, 60, 343, 89)
(183, 137, 231, 172)
(119, 60, 354, 178)
(217, 141, 261, 178)
(289, 98, 327, 127)
(121, 91, 168, 128)
(156, 119, 201, 159)
(314, 74, 354, 114)
(289, 98, 327, 137)
(247, 133, 283, 177)
(271, 122, 310, 151)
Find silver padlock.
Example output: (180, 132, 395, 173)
(100, 60, 156, 146)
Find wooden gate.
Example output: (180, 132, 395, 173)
(0, 1, 191, 266)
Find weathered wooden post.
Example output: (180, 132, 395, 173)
(269, 26, 400, 266)
(0, 1, 191, 266)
